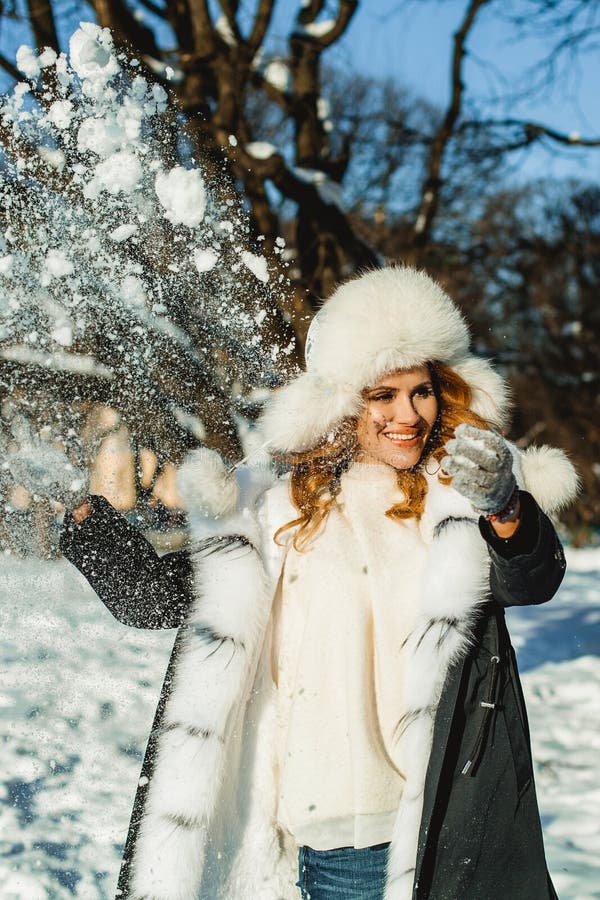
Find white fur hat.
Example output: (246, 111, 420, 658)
(260, 266, 511, 453)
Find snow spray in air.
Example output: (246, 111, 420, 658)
(0, 23, 294, 480)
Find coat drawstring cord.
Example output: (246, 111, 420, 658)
(460, 653, 501, 777)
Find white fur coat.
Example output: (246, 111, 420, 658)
(123, 446, 577, 900)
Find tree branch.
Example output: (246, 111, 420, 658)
(0, 51, 20, 82)
(216, 1, 242, 43)
(461, 117, 600, 148)
(232, 144, 379, 274)
(187, 0, 217, 58)
(411, 0, 491, 250)
(25, 0, 59, 52)
(137, 0, 169, 20)
(248, 0, 275, 52)
(90, 0, 163, 58)
(293, 0, 358, 48)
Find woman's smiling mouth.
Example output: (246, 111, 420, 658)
(382, 430, 422, 446)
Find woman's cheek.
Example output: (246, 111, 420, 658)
(370, 413, 388, 430)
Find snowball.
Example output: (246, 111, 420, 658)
(241, 250, 269, 283)
(55, 52, 72, 87)
(192, 248, 219, 273)
(130, 75, 148, 99)
(245, 142, 276, 160)
(264, 59, 291, 93)
(155, 166, 207, 227)
(215, 14, 236, 46)
(120, 275, 146, 307)
(110, 223, 138, 242)
(39, 47, 58, 68)
(77, 116, 124, 158)
(93, 151, 142, 195)
(47, 99, 74, 130)
(151, 84, 167, 107)
(69, 22, 119, 83)
(16, 45, 40, 80)
(0, 255, 13, 275)
(37, 147, 66, 169)
(301, 19, 335, 38)
(117, 99, 144, 140)
(293, 166, 343, 208)
(45, 249, 74, 278)
(51, 323, 73, 346)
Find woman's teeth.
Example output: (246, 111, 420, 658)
(384, 432, 419, 442)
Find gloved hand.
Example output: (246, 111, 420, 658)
(441, 423, 517, 517)
(1, 417, 89, 509)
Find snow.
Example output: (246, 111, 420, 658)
(109, 223, 138, 243)
(154, 166, 207, 227)
(44, 249, 74, 279)
(77, 116, 125, 158)
(143, 56, 184, 83)
(69, 22, 120, 84)
(0, 254, 13, 275)
(119, 275, 147, 307)
(192, 247, 219, 273)
(16, 45, 40, 80)
(0, 345, 113, 378)
(241, 249, 269, 283)
(263, 59, 291, 93)
(36, 147, 66, 169)
(1, 18, 291, 561)
(46, 100, 74, 131)
(0, 547, 599, 896)
(293, 166, 343, 209)
(38, 48, 57, 69)
(88, 151, 143, 197)
(171, 405, 206, 440)
(215, 14, 236, 47)
(246, 141, 276, 160)
(298, 19, 336, 39)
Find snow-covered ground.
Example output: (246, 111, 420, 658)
(1, 547, 599, 899)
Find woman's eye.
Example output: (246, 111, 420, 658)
(414, 386, 434, 399)
(372, 393, 394, 402)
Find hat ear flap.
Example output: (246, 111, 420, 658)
(259, 374, 362, 454)
(451, 357, 512, 429)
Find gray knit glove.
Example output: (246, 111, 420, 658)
(2, 417, 89, 508)
(441, 423, 517, 516)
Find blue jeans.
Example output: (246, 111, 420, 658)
(296, 843, 389, 899)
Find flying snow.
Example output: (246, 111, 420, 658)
(154, 166, 208, 227)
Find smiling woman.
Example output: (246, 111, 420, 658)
(13, 266, 579, 900)
(356, 367, 439, 470)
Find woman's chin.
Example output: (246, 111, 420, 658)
(381, 441, 423, 470)
(361, 448, 421, 470)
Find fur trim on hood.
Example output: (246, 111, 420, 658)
(260, 266, 511, 453)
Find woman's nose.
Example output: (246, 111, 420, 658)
(389, 394, 419, 425)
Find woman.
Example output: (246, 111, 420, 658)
(12, 266, 578, 899)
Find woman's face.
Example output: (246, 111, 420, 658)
(355, 366, 439, 470)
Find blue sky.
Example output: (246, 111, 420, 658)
(267, 0, 600, 182)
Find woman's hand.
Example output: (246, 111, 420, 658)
(3, 416, 90, 510)
(441, 424, 520, 536)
